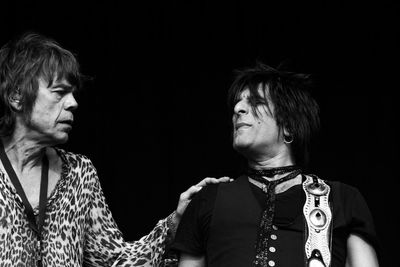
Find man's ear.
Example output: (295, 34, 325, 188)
(283, 127, 291, 137)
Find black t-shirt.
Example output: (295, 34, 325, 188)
(172, 175, 379, 267)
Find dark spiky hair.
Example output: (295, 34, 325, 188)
(228, 62, 320, 167)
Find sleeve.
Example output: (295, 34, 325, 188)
(83, 159, 175, 267)
(170, 185, 217, 256)
(347, 187, 381, 255)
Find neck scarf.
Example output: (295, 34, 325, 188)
(247, 165, 302, 267)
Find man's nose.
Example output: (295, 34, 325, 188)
(233, 99, 249, 115)
(65, 93, 78, 111)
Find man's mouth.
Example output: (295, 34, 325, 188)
(59, 120, 73, 126)
(235, 122, 252, 130)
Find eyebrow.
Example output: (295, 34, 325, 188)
(50, 83, 74, 91)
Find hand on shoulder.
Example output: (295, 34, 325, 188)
(176, 176, 233, 218)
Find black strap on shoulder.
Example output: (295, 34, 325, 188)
(0, 140, 49, 235)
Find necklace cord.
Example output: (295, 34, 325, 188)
(0, 141, 49, 237)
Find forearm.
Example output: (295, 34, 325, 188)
(85, 170, 172, 266)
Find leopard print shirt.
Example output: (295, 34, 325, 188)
(0, 148, 178, 266)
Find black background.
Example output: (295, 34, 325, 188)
(2, 1, 398, 266)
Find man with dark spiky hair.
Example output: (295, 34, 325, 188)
(172, 63, 380, 267)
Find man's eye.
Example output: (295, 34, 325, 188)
(249, 98, 264, 105)
(54, 89, 66, 94)
(53, 90, 67, 98)
(256, 100, 267, 105)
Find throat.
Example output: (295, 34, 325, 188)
(246, 165, 302, 194)
(18, 172, 44, 209)
(1, 136, 47, 173)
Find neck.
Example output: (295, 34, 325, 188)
(248, 152, 294, 169)
(247, 152, 295, 181)
(1, 135, 47, 173)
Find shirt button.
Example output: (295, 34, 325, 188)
(269, 246, 276, 252)
(270, 234, 277, 240)
(268, 260, 275, 266)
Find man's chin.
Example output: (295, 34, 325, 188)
(233, 142, 250, 154)
(53, 133, 70, 145)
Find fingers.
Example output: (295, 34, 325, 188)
(180, 177, 233, 201)
(195, 176, 233, 187)
(180, 176, 233, 202)
(217, 176, 234, 182)
(180, 185, 203, 201)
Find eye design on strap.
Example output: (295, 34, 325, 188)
(309, 209, 327, 229)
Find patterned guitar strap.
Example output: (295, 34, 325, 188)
(302, 175, 333, 267)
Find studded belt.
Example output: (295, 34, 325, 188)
(302, 175, 332, 267)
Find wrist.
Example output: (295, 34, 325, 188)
(174, 209, 182, 221)
(167, 210, 180, 239)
